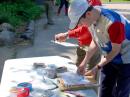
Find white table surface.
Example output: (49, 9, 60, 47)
(0, 56, 97, 97)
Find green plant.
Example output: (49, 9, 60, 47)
(0, 1, 43, 28)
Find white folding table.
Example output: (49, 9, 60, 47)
(0, 56, 98, 97)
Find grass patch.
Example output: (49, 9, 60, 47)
(0, 1, 43, 28)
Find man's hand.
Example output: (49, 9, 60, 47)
(85, 65, 99, 77)
(55, 33, 68, 42)
(77, 64, 86, 75)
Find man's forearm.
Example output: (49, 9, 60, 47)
(80, 40, 98, 66)
(97, 43, 121, 68)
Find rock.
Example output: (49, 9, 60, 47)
(20, 30, 34, 40)
(20, 20, 35, 40)
(14, 20, 35, 45)
(15, 23, 27, 33)
(0, 23, 14, 31)
(0, 30, 15, 46)
(27, 20, 35, 31)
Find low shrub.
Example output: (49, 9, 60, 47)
(0, 1, 43, 28)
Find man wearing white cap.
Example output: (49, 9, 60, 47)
(68, 0, 130, 97)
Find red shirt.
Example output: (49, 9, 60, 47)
(68, 25, 92, 46)
(87, 0, 102, 6)
(108, 22, 125, 44)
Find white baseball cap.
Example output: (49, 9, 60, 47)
(68, 0, 89, 29)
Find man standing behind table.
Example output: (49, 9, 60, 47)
(67, 0, 130, 97)
(55, 25, 101, 82)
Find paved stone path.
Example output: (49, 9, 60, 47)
(16, 11, 77, 61)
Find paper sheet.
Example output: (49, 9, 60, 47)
(51, 40, 78, 47)
(58, 72, 90, 85)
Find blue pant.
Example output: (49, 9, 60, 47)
(100, 62, 130, 97)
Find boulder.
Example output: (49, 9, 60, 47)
(0, 30, 15, 46)
(0, 23, 14, 31)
